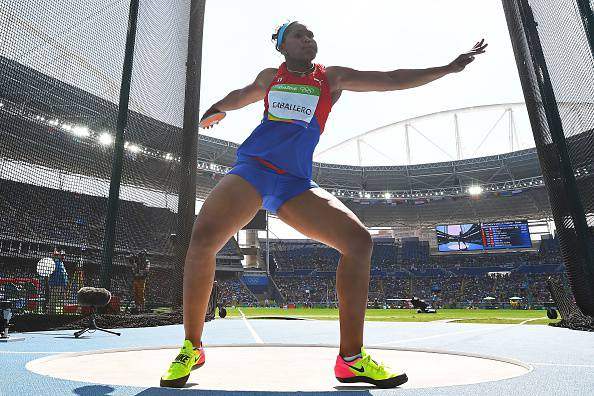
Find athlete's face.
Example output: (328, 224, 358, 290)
(281, 24, 317, 62)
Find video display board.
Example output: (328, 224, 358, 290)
(436, 223, 484, 252)
(481, 220, 532, 250)
(436, 220, 531, 252)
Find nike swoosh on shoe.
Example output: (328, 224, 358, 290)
(347, 364, 365, 373)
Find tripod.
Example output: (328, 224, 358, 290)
(74, 287, 121, 338)
(74, 307, 121, 338)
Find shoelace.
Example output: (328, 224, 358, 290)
(361, 354, 390, 374)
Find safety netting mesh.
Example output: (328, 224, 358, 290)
(503, 0, 594, 317)
(0, 0, 191, 327)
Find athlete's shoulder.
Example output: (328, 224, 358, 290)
(324, 66, 351, 79)
(258, 68, 278, 79)
(260, 67, 279, 75)
(255, 68, 278, 89)
(323, 66, 349, 90)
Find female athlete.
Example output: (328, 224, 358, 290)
(161, 21, 487, 388)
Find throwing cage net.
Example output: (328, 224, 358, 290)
(503, 0, 594, 323)
(0, 0, 229, 332)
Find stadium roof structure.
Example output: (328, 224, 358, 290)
(3, 56, 592, 227)
(314, 103, 537, 167)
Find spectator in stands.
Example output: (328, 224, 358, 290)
(68, 255, 85, 304)
(129, 250, 150, 313)
(217, 278, 257, 306)
(48, 249, 68, 314)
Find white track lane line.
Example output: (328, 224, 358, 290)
(237, 308, 263, 344)
(373, 326, 510, 346)
(528, 362, 594, 368)
(519, 317, 547, 325)
(373, 317, 548, 346)
(0, 351, 65, 354)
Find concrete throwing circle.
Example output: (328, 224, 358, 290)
(27, 344, 531, 391)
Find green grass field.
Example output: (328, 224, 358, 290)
(223, 307, 558, 325)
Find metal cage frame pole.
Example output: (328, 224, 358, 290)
(100, 0, 140, 290)
(173, 0, 206, 304)
(266, 211, 270, 275)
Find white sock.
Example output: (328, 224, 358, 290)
(343, 353, 362, 362)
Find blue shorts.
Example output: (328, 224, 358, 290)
(227, 157, 319, 214)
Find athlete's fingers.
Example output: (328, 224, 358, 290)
(468, 41, 487, 54)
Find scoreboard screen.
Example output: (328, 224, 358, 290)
(480, 220, 532, 250)
(436, 220, 532, 252)
(436, 223, 484, 252)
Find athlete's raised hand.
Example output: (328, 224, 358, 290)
(447, 39, 488, 73)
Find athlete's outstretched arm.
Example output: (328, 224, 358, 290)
(201, 68, 277, 120)
(327, 39, 487, 92)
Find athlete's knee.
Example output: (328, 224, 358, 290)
(188, 220, 230, 255)
(340, 228, 373, 259)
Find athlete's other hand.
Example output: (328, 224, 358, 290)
(447, 39, 488, 73)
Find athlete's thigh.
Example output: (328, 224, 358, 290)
(191, 174, 262, 251)
(276, 188, 370, 254)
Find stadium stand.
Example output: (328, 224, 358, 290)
(266, 238, 563, 309)
(0, 180, 245, 312)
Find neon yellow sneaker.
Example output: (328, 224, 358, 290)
(160, 340, 205, 388)
(334, 347, 408, 388)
